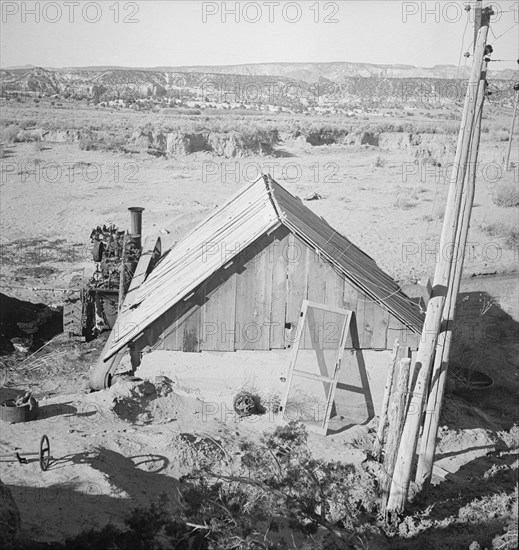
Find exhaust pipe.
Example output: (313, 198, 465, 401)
(128, 207, 144, 249)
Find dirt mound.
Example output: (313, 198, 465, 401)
(358, 131, 380, 146)
(130, 130, 168, 153)
(164, 130, 278, 157)
(207, 130, 276, 157)
(379, 132, 414, 150)
(376, 131, 456, 161)
(165, 132, 209, 155)
(292, 129, 455, 154)
(41, 130, 90, 143)
(339, 130, 380, 147)
(413, 133, 456, 160)
(87, 376, 201, 425)
(298, 129, 380, 147)
(304, 129, 349, 146)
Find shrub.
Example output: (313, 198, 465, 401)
(492, 183, 519, 207)
(393, 186, 418, 210)
(480, 222, 519, 250)
(61, 423, 379, 549)
(394, 198, 417, 210)
(180, 422, 378, 547)
(61, 497, 202, 550)
(22, 119, 38, 129)
(102, 135, 127, 152)
(79, 138, 95, 151)
(15, 130, 41, 143)
(491, 129, 510, 142)
(1, 125, 21, 144)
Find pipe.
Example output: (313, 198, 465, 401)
(128, 207, 144, 248)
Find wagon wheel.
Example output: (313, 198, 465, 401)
(39, 435, 51, 471)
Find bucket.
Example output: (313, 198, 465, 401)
(0, 399, 39, 423)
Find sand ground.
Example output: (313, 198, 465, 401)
(0, 113, 518, 546)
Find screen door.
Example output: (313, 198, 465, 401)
(279, 300, 352, 435)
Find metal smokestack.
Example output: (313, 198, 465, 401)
(128, 207, 144, 248)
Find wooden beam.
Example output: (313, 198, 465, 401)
(415, 55, 490, 489)
(372, 340, 399, 460)
(386, 13, 492, 512)
(505, 86, 519, 171)
(473, 0, 482, 54)
(380, 358, 412, 516)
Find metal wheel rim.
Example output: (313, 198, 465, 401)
(39, 435, 50, 471)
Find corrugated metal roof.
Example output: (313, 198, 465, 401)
(105, 178, 279, 358)
(104, 176, 423, 360)
(265, 175, 424, 333)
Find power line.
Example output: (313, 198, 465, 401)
(489, 22, 518, 45)
(456, 11, 471, 81)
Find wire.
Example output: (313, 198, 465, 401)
(489, 23, 519, 45)
(456, 14, 471, 81)
(423, 7, 472, 246)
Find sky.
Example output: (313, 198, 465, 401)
(0, 1, 517, 70)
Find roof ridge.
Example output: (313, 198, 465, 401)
(104, 176, 423, 362)
(263, 174, 285, 224)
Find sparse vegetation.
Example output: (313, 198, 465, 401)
(78, 138, 95, 151)
(373, 156, 386, 168)
(492, 183, 519, 208)
(30, 419, 518, 550)
(1, 124, 21, 144)
(393, 185, 420, 210)
(394, 198, 418, 210)
(1, 65, 518, 550)
(480, 222, 519, 250)
(51, 423, 380, 550)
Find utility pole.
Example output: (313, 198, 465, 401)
(473, 0, 482, 54)
(416, 49, 491, 488)
(386, 6, 493, 513)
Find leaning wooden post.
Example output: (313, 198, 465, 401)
(472, 0, 482, 56)
(415, 55, 489, 489)
(379, 358, 411, 514)
(386, 13, 491, 514)
(373, 340, 399, 460)
(505, 83, 519, 171)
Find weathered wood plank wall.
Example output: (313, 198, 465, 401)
(134, 227, 419, 355)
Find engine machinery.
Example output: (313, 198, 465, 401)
(63, 207, 144, 341)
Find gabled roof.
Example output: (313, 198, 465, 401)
(104, 176, 423, 361)
(266, 176, 424, 335)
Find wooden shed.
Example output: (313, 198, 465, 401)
(92, 175, 424, 428)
